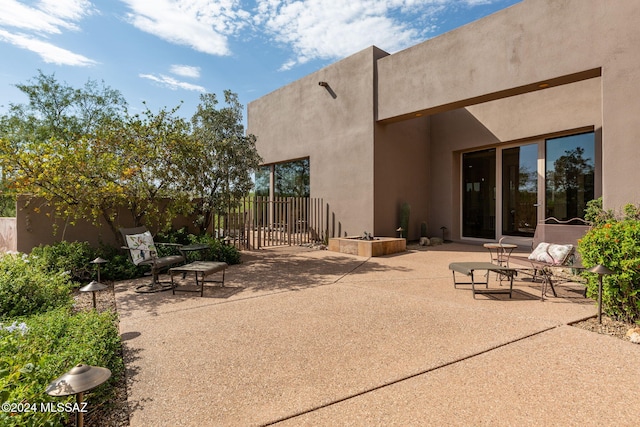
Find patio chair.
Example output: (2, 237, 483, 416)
(120, 226, 186, 293)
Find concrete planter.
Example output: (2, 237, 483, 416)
(328, 237, 406, 257)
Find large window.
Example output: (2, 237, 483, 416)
(254, 166, 270, 197)
(462, 131, 596, 240)
(275, 158, 310, 197)
(545, 133, 595, 221)
(254, 158, 310, 198)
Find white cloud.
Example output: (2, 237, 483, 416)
(170, 64, 201, 79)
(121, 0, 250, 56)
(253, 0, 500, 70)
(0, 0, 94, 33)
(0, 0, 96, 66)
(0, 29, 97, 66)
(139, 73, 206, 92)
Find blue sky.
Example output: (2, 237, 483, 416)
(0, 0, 520, 120)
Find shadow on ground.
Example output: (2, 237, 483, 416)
(114, 247, 412, 318)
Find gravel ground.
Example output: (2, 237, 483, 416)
(571, 315, 639, 342)
(71, 278, 638, 427)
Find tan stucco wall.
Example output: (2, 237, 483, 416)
(373, 117, 430, 239)
(248, 47, 390, 237)
(15, 196, 198, 253)
(247, 0, 639, 242)
(377, 0, 640, 211)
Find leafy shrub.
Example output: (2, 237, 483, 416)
(94, 243, 148, 281)
(156, 228, 243, 265)
(0, 308, 123, 427)
(188, 233, 242, 265)
(0, 254, 73, 318)
(30, 240, 96, 281)
(578, 202, 640, 323)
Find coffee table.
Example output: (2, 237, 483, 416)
(170, 261, 228, 297)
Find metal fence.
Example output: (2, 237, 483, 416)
(213, 196, 333, 249)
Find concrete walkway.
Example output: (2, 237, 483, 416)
(115, 243, 638, 426)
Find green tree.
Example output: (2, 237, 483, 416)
(110, 104, 194, 235)
(0, 73, 192, 243)
(189, 91, 262, 233)
(0, 71, 127, 219)
(5, 70, 127, 140)
(0, 74, 260, 243)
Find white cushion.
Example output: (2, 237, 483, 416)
(529, 242, 552, 263)
(125, 231, 156, 265)
(528, 242, 573, 265)
(548, 243, 573, 265)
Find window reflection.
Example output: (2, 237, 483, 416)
(255, 158, 310, 198)
(545, 132, 595, 220)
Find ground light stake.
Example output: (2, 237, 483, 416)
(90, 257, 108, 283)
(79, 281, 107, 309)
(587, 264, 613, 324)
(45, 364, 111, 427)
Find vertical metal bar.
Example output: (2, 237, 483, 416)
(288, 197, 292, 246)
(304, 197, 311, 242)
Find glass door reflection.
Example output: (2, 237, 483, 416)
(502, 144, 538, 237)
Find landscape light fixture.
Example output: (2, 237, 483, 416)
(81, 257, 109, 309)
(79, 281, 108, 309)
(587, 264, 613, 324)
(90, 257, 108, 283)
(46, 364, 111, 427)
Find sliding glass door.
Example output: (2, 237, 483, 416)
(502, 144, 538, 237)
(462, 131, 595, 240)
(462, 149, 496, 239)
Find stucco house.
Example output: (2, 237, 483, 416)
(247, 0, 640, 243)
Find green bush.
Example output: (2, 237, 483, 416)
(0, 254, 74, 319)
(156, 228, 242, 265)
(188, 233, 242, 265)
(0, 308, 123, 427)
(578, 203, 640, 323)
(30, 240, 96, 281)
(94, 243, 148, 281)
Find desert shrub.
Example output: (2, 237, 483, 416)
(30, 240, 96, 281)
(94, 243, 148, 281)
(188, 233, 242, 265)
(0, 308, 123, 427)
(155, 228, 242, 265)
(0, 254, 73, 318)
(578, 202, 640, 323)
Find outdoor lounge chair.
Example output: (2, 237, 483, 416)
(508, 217, 591, 299)
(120, 226, 186, 293)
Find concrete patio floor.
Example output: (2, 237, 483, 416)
(115, 243, 639, 426)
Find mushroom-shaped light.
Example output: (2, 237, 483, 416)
(79, 280, 108, 309)
(46, 364, 111, 427)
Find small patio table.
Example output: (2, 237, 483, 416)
(170, 261, 228, 297)
(449, 262, 517, 299)
(483, 242, 518, 267)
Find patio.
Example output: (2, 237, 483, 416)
(115, 243, 638, 426)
